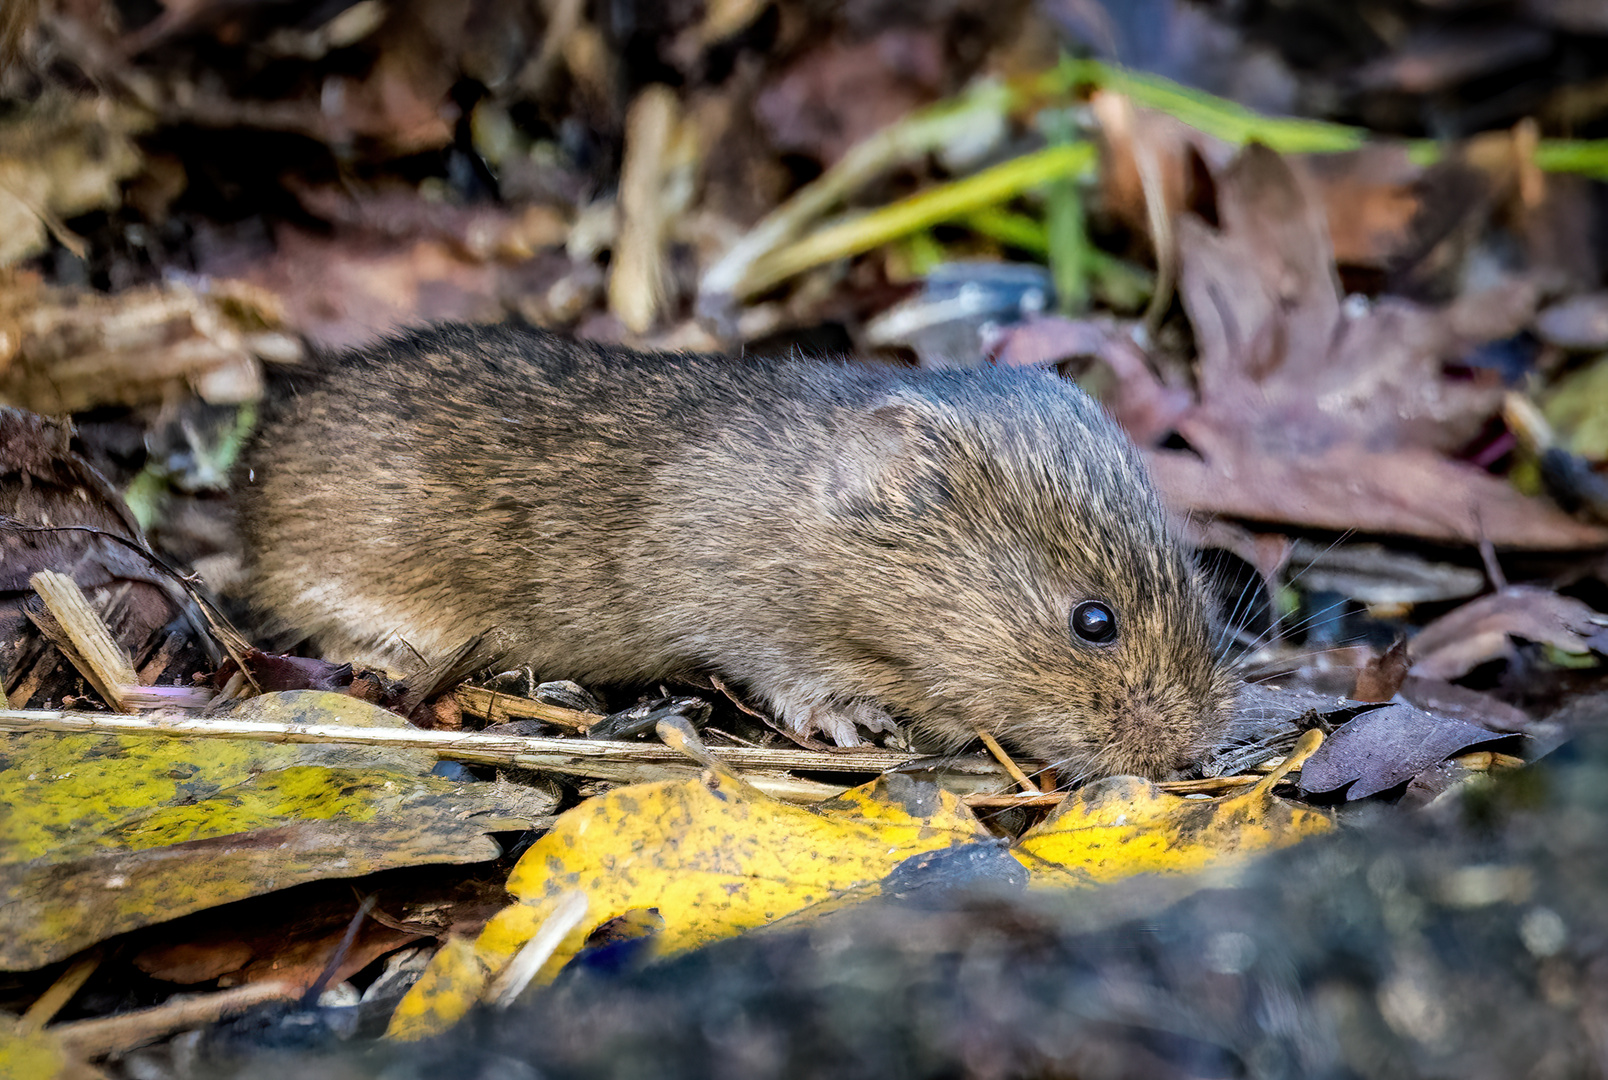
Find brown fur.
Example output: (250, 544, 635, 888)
(238, 323, 1235, 779)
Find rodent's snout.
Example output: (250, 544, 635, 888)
(1102, 675, 1237, 780)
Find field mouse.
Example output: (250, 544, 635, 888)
(238, 323, 1234, 779)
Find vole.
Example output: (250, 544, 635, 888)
(238, 323, 1234, 780)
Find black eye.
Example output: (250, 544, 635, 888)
(1070, 601, 1118, 645)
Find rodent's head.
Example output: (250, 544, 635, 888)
(813, 370, 1235, 782)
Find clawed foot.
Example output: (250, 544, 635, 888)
(780, 699, 899, 747)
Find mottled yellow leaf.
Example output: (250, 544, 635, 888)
(1014, 730, 1333, 887)
(389, 768, 989, 1038)
(384, 937, 490, 1043)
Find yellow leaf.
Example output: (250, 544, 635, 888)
(384, 937, 490, 1042)
(390, 730, 1334, 1040)
(389, 768, 990, 1038)
(1014, 730, 1333, 887)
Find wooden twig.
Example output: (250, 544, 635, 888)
(455, 685, 599, 731)
(19, 949, 103, 1033)
(28, 572, 138, 712)
(52, 980, 299, 1059)
(0, 707, 911, 771)
(487, 891, 589, 1008)
(972, 725, 1039, 794)
(0, 707, 1003, 801)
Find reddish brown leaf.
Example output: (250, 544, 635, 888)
(1138, 143, 1606, 548)
(1408, 585, 1607, 681)
(1353, 638, 1409, 703)
(754, 31, 945, 167)
(988, 315, 1193, 444)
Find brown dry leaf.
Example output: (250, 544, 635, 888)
(136, 916, 420, 990)
(1144, 143, 1607, 548)
(1093, 99, 1422, 269)
(1353, 638, 1410, 703)
(290, 183, 571, 264)
(0, 408, 201, 709)
(1297, 703, 1513, 800)
(754, 30, 946, 168)
(0, 96, 147, 268)
(1398, 676, 1532, 733)
(238, 227, 510, 351)
(1091, 92, 1228, 250)
(990, 315, 1194, 445)
(0, 274, 297, 413)
(1408, 585, 1608, 681)
(1301, 146, 1427, 268)
(134, 872, 507, 990)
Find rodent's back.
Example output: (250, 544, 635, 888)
(240, 323, 1233, 778)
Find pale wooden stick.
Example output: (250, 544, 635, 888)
(19, 949, 103, 1033)
(972, 726, 1039, 794)
(455, 685, 598, 731)
(28, 572, 138, 712)
(53, 980, 298, 1059)
(0, 708, 971, 801)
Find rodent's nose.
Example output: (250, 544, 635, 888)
(1108, 689, 1212, 780)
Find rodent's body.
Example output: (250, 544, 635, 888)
(239, 323, 1233, 779)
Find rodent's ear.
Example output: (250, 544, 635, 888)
(819, 401, 950, 522)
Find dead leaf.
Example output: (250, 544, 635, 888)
(988, 315, 1194, 444)
(1298, 703, 1515, 799)
(390, 731, 1330, 1039)
(754, 31, 945, 167)
(134, 902, 422, 991)
(1354, 638, 1409, 702)
(1138, 143, 1605, 547)
(1014, 737, 1332, 887)
(237, 227, 508, 351)
(1302, 146, 1426, 268)
(228, 650, 354, 694)
(0, 96, 147, 268)
(1408, 585, 1607, 681)
(0, 408, 199, 709)
(289, 182, 571, 264)
(0, 275, 295, 413)
(1399, 676, 1533, 733)
(387, 768, 990, 1038)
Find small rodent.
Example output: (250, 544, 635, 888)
(238, 323, 1234, 779)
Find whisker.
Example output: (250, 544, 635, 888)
(1214, 529, 1360, 660)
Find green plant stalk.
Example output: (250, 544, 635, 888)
(962, 207, 1049, 256)
(744, 142, 1096, 298)
(1041, 108, 1091, 314)
(702, 78, 1015, 304)
(898, 230, 948, 278)
(1061, 58, 1608, 179)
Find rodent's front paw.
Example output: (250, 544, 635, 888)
(781, 700, 899, 747)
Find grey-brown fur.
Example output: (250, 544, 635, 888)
(239, 323, 1234, 779)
